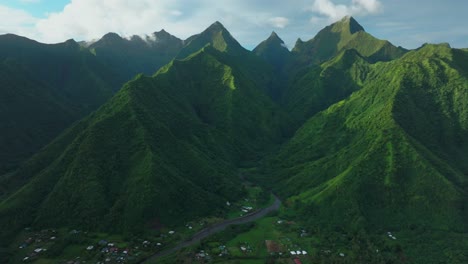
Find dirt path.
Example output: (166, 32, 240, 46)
(139, 195, 281, 263)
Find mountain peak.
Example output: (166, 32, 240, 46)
(152, 29, 181, 43)
(267, 31, 285, 43)
(154, 29, 170, 37)
(99, 32, 124, 45)
(335, 15, 365, 34)
(253, 31, 290, 71)
(207, 21, 226, 31)
(102, 32, 122, 40)
(177, 21, 244, 58)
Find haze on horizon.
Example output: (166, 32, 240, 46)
(1, 0, 467, 50)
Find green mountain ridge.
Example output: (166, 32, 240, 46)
(88, 29, 184, 81)
(177, 21, 246, 59)
(253, 31, 291, 72)
(0, 34, 121, 174)
(283, 48, 371, 121)
(1, 17, 467, 264)
(266, 44, 468, 234)
(0, 43, 290, 243)
(291, 16, 407, 67)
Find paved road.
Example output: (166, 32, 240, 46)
(139, 195, 281, 263)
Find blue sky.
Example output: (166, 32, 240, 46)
(1, 0, 467, 49)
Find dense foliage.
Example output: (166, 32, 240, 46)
(1, 17, 467, 263)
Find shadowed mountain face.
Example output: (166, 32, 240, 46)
(0, 25, 290, 243)
(0, 29, 184, 174)
(0, 35, 120, 173)
(88, 30, 184, 82)
(253, 31, 291, 72)
(1, 17, 467, 263)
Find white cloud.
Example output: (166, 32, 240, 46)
(5, 0, 300, 47)
(310, 0, 382, 21)
(0, 5, 38, 36)
(268, 17, 289, 29)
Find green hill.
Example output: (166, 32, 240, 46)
(0, 30, 185, 174)
(0, 34, 120, 173)
(88, 29, 183, 82)
(291, 16, 407, 67)
(1, 17, 467, 264)
(267, 44, 468, 235)
(179, 22, 283, 100)
(0, 43, 289, 244)
(177, 21, 246, 59)
(253, 31, 291, 72)
(283, 48, 371, 121)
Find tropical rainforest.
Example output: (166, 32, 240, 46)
(0, 16, 467, 263)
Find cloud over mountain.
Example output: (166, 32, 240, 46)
(310, 0, 382, 21)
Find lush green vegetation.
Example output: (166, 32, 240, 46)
(0, 27, 290, 248)
(1, 16, 467, 264)
(291, 16, 406, 68)
(256, 43, 468, 263)
(0, 30, 185, 175)
(88, 29, 183, 82)
(0, 35, 121, 174)
(253, 32, 291, 72)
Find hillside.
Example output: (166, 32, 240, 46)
(0, 34, 120, 173)
(88, 30, 183, 82)
(253, 31, 291, 72)
(1, 16, 467, 264)
(291, 16, 406, 67)
(267, 44, 468, 235)
(283, 48, 371, 121)
(0, 43, 289, 245)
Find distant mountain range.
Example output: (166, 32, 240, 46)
(0, 16, 467, 264)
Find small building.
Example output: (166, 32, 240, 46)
(86, 245, 94, 250)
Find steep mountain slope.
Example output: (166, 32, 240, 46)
(291, 16, 406, 67)
(284, 49, 371, 121)
(0, 43, 289, 244)
(177, 21, 246, 59)
(179, 22, 282, 100)
(88, 30, 183, 82)
(279, 16, 406, 123)
(0, 34, 121, 173)
(252, 32, 292, 100)
(267, 44, 468, 236)
(253, 32, 291, 71)
(0, 61, 76, 175)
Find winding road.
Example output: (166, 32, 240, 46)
(139, 195, 281, 263)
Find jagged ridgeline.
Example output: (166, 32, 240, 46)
(0, 16, 467, 263)
(266, 43, 468, 234)
(0, 30, 185, 175)
(0, 22, 290, 242)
